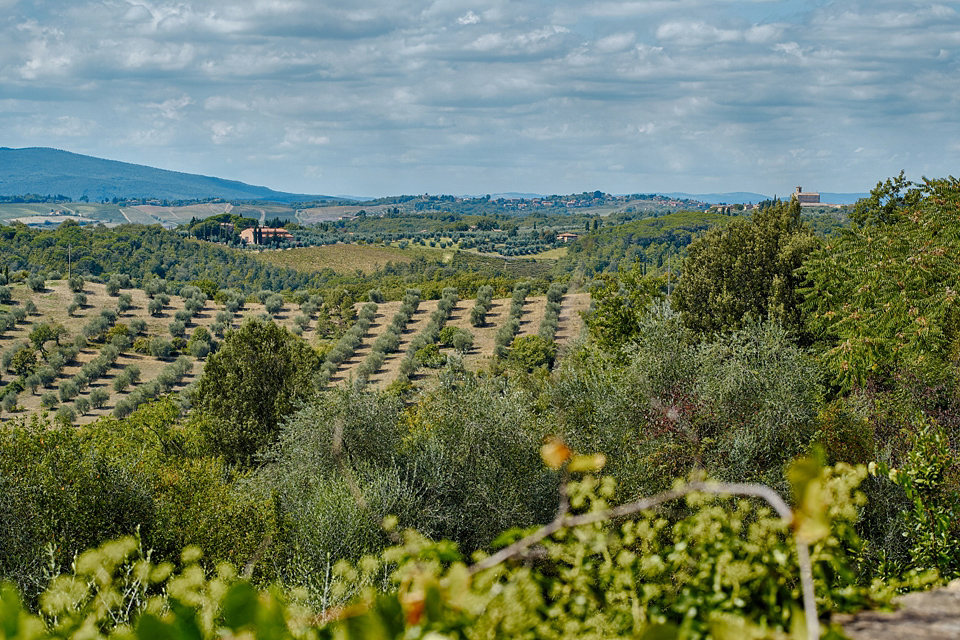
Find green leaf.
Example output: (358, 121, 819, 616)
(639, 623, 680, 640)
(135, 613, 178, 640)
(221, 582, 259, 631)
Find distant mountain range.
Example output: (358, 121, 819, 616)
(659, 191, 870, 205)
(0, 147, 870, 205)
(0, 147, 329, 202)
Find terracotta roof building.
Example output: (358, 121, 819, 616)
(239, 227, 293, 245)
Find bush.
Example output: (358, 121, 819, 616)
(169, 320, 186, 338)
(264, 294, 284, 315)
(55, 404, 76, 425)
(89, 388, 109, 409)
(507, 335, 557, 372)
(149, 338, 174, 360)
(74, 396, 90, 415)
(185, 297, 205, 314)
(1, 392, 18, 413)
(293, 313, 310, 329)
(105, 277, 121, 296)
(40, 391, 58, 409)
(24, 374, 40, 394)
(113, 397, 134, 419)
(189, 340, 210, 358)
(72, 371, 90, 391)
(415, 344, 446, 368)
(117, 293, 133, 312)
(58, 380, 79, 402)
(26, 274, 45, 292)
(452, 329, 474, 354)
(112, 371, 131, 393)
(37, 365, 56, 387)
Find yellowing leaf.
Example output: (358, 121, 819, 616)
(568, 453, 607, 473)
(541, 438, 572, 470)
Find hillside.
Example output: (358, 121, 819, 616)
(0, 147, 329, 202)
(0, 277, 589, 425)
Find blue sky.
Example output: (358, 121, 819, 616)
(1, 1, 958, 197)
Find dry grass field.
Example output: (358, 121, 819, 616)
(0, 279, 589, 425)
(252, 244, 424, 274)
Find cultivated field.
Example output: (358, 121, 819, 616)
(0, 279, 589, 425)
(253, 243, 432, 274)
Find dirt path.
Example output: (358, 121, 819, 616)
(554, 292, 590, 344)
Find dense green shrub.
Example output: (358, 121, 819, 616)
(195, 318, 320, 466)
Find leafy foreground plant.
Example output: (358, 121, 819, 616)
(0, 455, 914, 640)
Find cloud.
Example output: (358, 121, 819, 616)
(0, 0, 957, 196)
(145, 95, 194, 119)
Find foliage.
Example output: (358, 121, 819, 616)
(195, 318, 321, 466)
(551, 309, 823, 496)
(0, 458, 894, 640)
(584, 263, 666, 352)
(801, 176, 960, 389)
(506, 335, 557, 372)
(560, 210, 731, 277)
(673, 198, 818, 338)
(877, 419, 960, 580)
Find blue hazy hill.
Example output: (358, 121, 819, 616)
(0, 147, 330, 202)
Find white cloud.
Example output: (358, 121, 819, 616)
(594, 32, 635, 53)
(145, 95, 194, 119)
(1, 0, 957, 195)
(208, 121, 239, 144)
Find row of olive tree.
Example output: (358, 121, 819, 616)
(469, 284, 495, 327)
(317, 302, 378, 386)
(355, 289, 421, 384)
(392, 287, 460, 388)
(493, 282, 530, 359)
(537, 282, 566, 341)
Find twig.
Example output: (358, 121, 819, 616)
(468, 480, 820, 640)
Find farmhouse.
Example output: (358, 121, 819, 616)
(239, 227, 293, 245)
(557, 232, 579, 243)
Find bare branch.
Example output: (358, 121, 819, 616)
(468, 479, 819, 640)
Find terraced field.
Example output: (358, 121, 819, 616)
(0, 279, 589, 425)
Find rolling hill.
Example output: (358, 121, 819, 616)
(0, 147, 332, 202)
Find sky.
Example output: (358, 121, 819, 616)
(1, 1, 958, 198)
